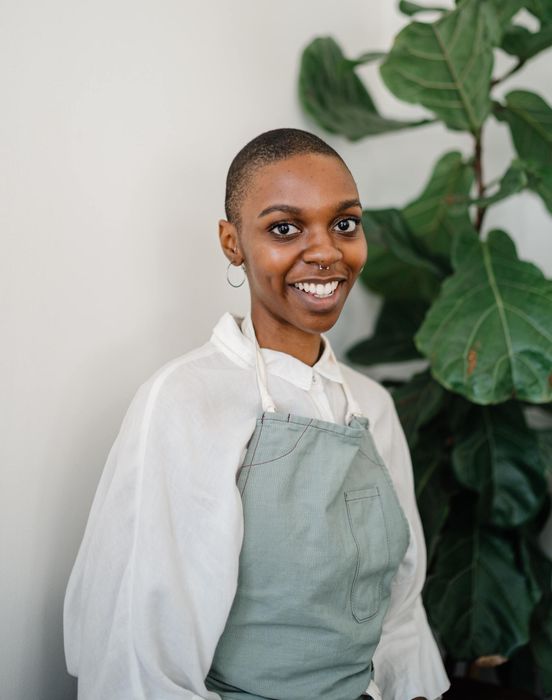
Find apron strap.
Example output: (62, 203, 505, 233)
(254, 343, 277, 414)
(247, 317, 364, 422)
(325, 342, 364, 423)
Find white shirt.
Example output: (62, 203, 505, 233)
(64, 313, 450, 700)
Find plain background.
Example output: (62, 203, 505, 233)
(1, 1, 551, 698)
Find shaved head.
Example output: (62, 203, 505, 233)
(225, 128, 347, 226)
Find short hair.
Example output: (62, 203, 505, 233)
(225, 128, 347, 226)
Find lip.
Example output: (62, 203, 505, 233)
(288, 279, 346, 312)
(288, 276, 347, 285)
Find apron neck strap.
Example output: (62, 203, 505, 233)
(323, 341, 364, 424)
(244, 317, 364, 423)
(254, 343, 278, 414)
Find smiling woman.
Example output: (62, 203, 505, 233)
(63, 129, 450, 700)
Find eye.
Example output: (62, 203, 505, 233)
(269, 222, 301, 237)
(334, 217, 360, 234)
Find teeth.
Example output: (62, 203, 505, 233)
(293, 280, 339, 297)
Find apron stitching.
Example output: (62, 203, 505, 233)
(346, 493, 391, 623)
(346, 494, 379, 502)
(261, 415, 362, 437)
(345, 496, 369, 621)
(358, 448, 385, 467)
(247, 420, 312, 467)
(379, 496, 392, 608)
(239, 421, 265, 496)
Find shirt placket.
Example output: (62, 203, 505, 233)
(309, 373, 336, 423)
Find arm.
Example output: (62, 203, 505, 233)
(64, 372, 244, 699)
(371, 392, 450, 700)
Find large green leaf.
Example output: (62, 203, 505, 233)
(456, 0, 524, 33)
(298, 37, 430, 140)
(519, 536, 544, 615)
(415, 229, 552, 404)
(394, 379, 455, 566)
(411, 421, 453, 565)
(532, 594, 552, 692)
(502, 23, 552, 61)
(525, 162, 552, 213)
(494, 91, 552, 168)
(425, 501, 539, 658)
(392, 369, 447, 448)
(403, 151, 475, 257)
(452, 403, 547, 527)
(363, 208, 443, 274)
(359, 243, 442, 301)
(360, 208, 443, 301)
(489, 0, 525, 28)
(497, 533, 552, 692)
(527, 0, 552, 23)
(538, 428, 552, 474)
(347, 300, 426, 366)
(522, 532, 552, 693)
(380, 0, 495, 132)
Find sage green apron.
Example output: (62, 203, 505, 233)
(206, 337, 410, 700)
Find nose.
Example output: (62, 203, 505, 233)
(302, 226, 343, 268)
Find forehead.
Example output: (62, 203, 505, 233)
(242, 153, 358, 215)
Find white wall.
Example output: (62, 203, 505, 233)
(1, 2, 550, 699)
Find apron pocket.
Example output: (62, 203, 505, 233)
(345, 487, 390, 622)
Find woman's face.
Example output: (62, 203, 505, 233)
(222, 152, 367, 345)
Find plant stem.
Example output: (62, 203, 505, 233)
(473, 130, 487, 233)
(491, 59, 526, 88)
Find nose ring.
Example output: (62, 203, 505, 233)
(319, 263, 330, 271)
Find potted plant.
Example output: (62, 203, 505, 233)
(298, 0, 552, 695)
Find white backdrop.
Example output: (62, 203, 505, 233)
(1, 2, 551, 698)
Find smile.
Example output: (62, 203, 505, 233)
(293, 280, 340, 298)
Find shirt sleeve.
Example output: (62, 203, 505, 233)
(370, 390, 450, 700)
(63, 366, 245, 699)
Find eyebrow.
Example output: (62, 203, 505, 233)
(257, 198, 363, 219)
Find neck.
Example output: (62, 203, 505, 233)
(250, 310, 322, 366)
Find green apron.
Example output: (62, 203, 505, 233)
(206, 338, 410, 700)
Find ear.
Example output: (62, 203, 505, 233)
(219, 219, 243, 264)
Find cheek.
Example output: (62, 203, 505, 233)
(248, 244, 296, 280)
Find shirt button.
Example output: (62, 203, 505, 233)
(312, 374, 317, 384)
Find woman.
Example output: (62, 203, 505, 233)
(64, 129, 450, 700)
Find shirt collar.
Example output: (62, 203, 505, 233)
(211, 312, 343, 391)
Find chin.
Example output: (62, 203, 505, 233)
(294, 308, 343, 335)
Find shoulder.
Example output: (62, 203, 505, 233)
(117, 338, 258, 480)
(131, 338, 252, 427)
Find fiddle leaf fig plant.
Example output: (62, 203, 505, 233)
(299, 0, 552, 693)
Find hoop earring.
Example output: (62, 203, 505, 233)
(226, 261, 246, 288)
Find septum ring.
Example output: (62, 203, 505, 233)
(319, 263, 330, 271)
